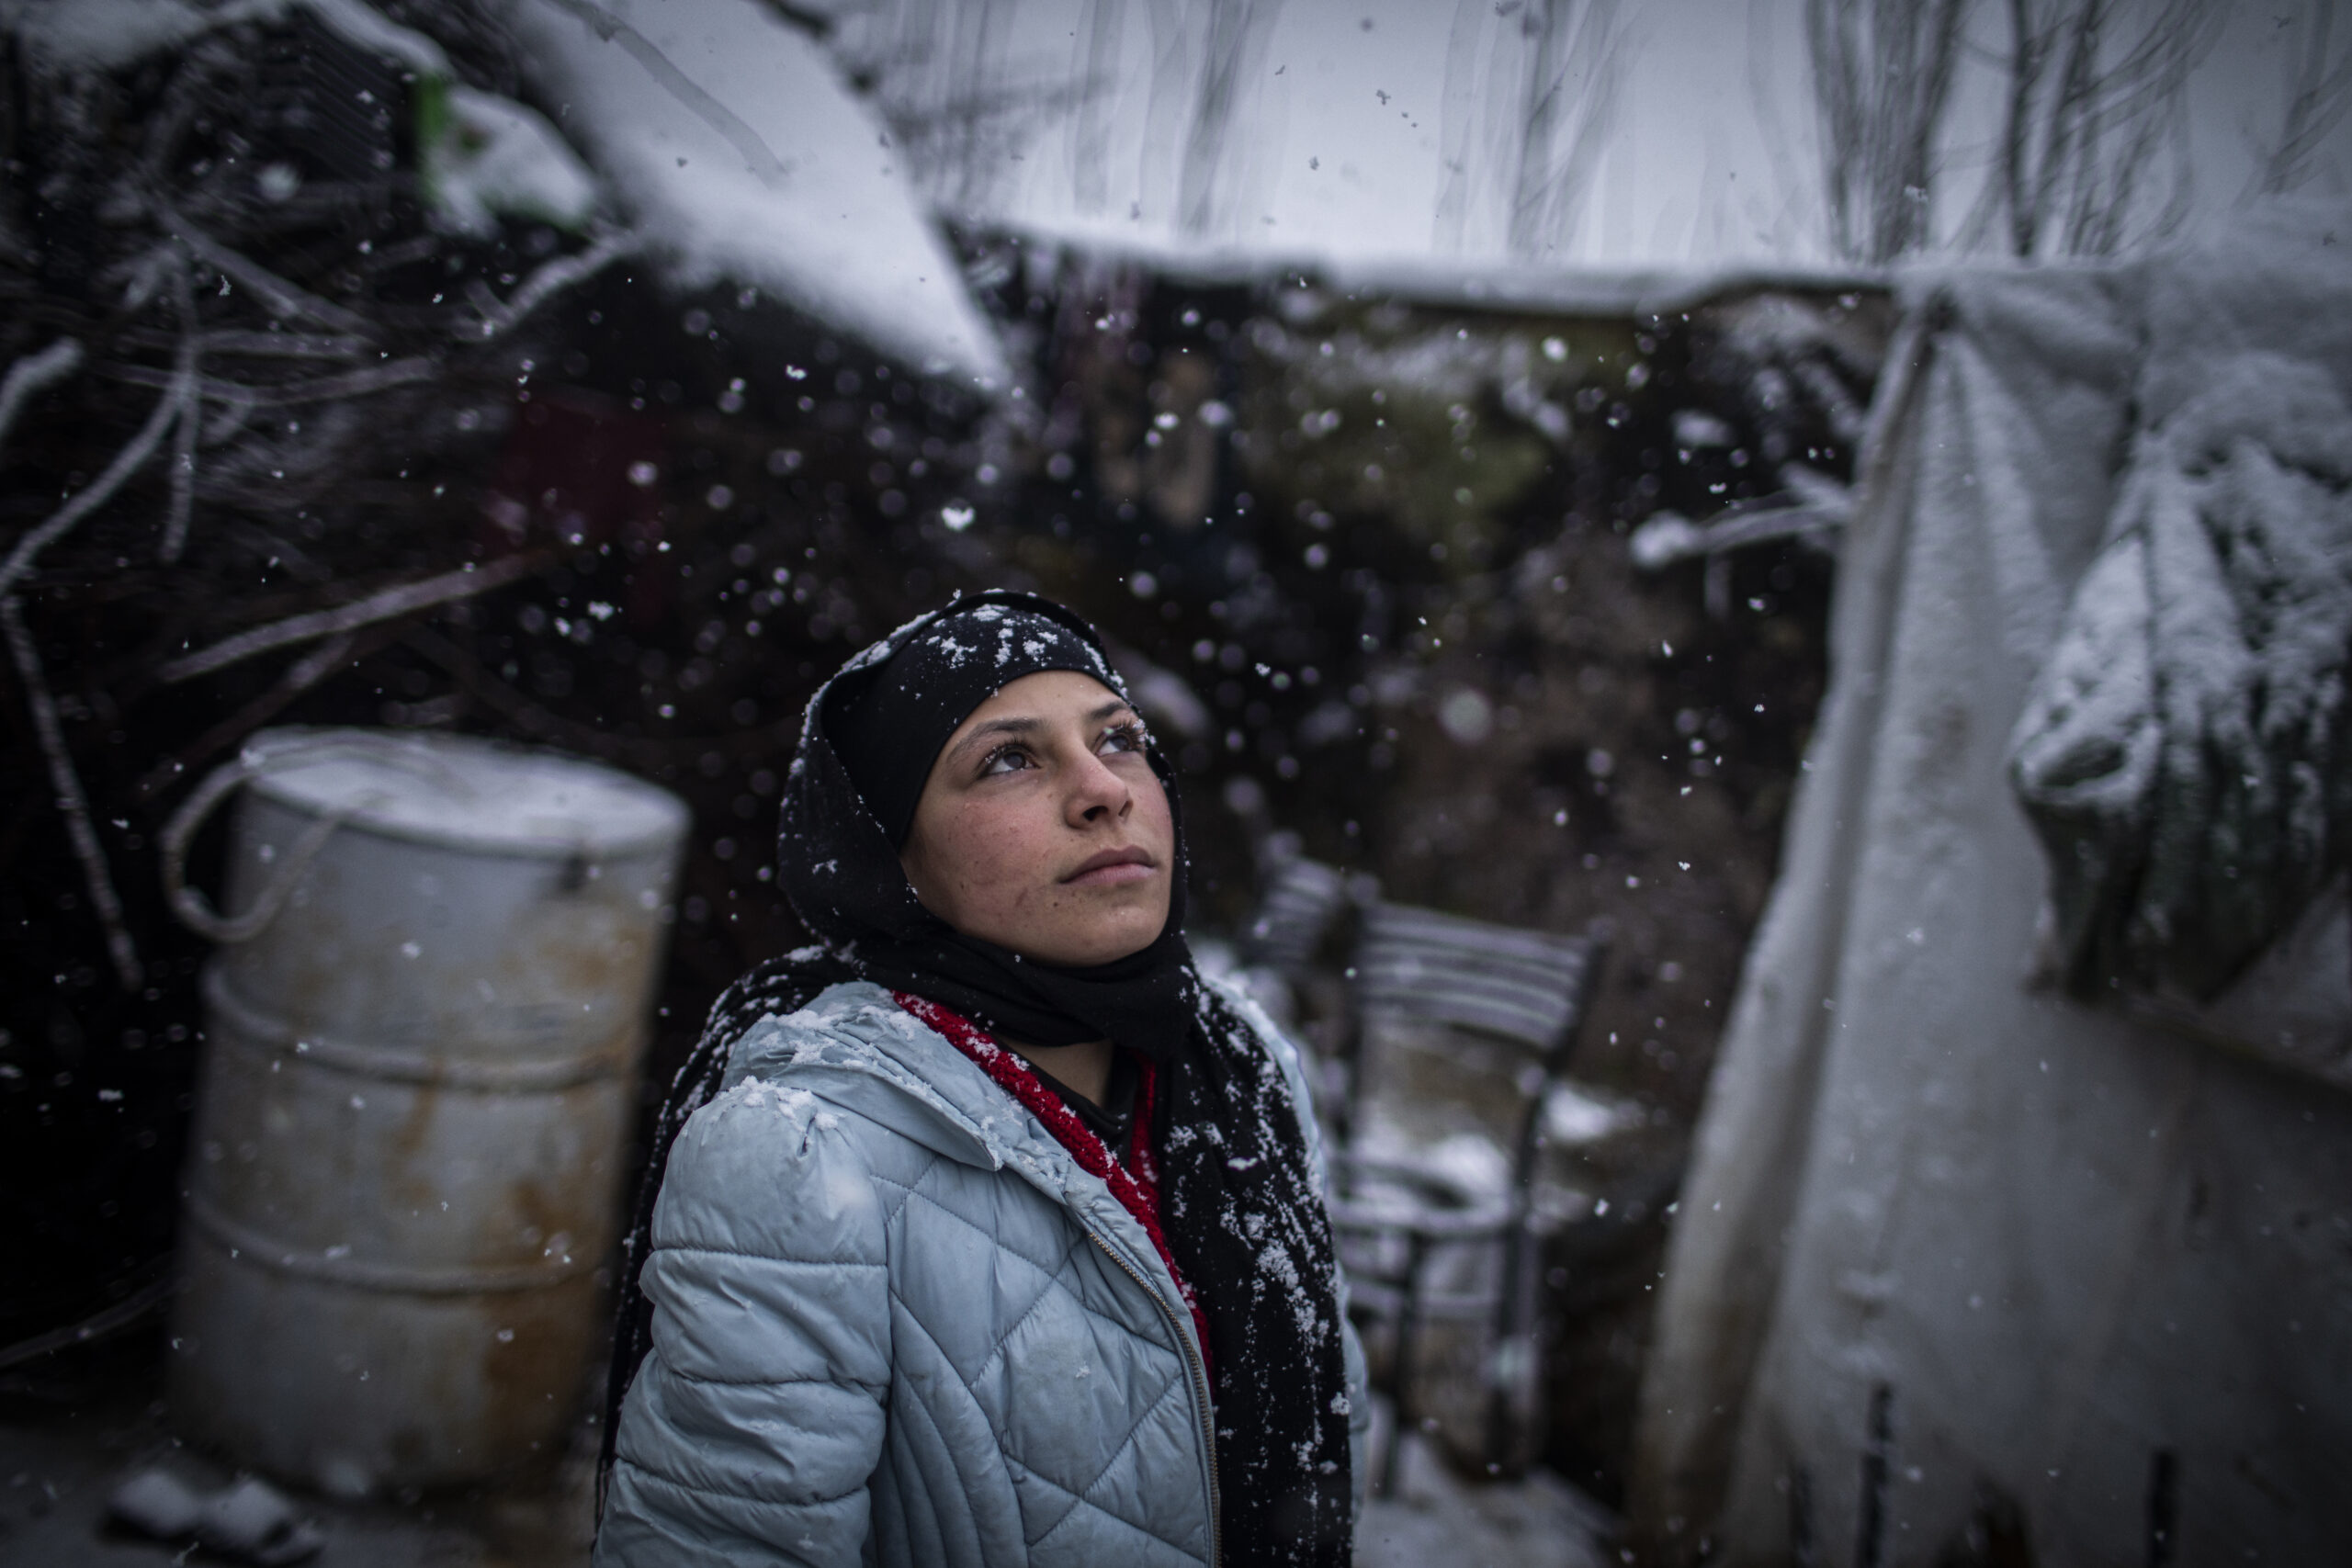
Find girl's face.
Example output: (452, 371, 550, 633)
(899, 670, 1175, 967)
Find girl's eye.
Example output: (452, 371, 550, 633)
(1100, 722, 1147, 755)
(978, 745, 1034, 776)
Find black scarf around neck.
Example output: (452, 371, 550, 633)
(599, 592, 1353, 1565)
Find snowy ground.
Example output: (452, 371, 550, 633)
(0, 1360, 597, 1568)
(1355, 1399, 1621, 1568)
(1, 1364, 1616, 1566)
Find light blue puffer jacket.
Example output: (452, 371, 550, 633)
(595, 978, 1369, 1567)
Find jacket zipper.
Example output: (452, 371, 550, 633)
(1089, 1230, 1220, 1568)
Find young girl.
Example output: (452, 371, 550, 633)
(596, 592, 1366, 1567)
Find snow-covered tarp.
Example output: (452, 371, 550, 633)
(1631, 204, 2352, 1566)
(993, 219, 1877, 321)
(503, 0, 1006, 389)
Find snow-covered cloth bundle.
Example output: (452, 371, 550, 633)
(2009, 352, 2352, 1000)
(599, 592, 1361, 1565)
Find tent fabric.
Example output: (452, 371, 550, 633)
(1631, 209, 2352, 1567)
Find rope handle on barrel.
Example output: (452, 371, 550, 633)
(159, 746, 383, 945)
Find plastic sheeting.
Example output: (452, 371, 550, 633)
(1632, 208, 2352, 1566)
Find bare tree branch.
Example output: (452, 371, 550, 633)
(1995, 0, 2220, 257)
(1139, 0, 1196, 221)
(1822, 0, 2221, 262)
(1069, 0, 1128, 213)
(116, 331, 370, 361)
(2262, 0, 2352, 194)
(2, 596, 140, 988)
(1432, 0, 1492, 253)
(1432, 0, 1623, 259)
(109, 357, 442, 407)
(159, 551, 552, 684)
(0, 376, 186, 603)
(159, 254, 202, 563)
(152, 196, 379, 338)
(1505, 0, 1625, 260)
(1178, 0, 1286, 237)
(0, 341, 85, 452)
(1807, 0, 1971, 263)
(942, 0, 1013, 212)
(134, 631, 360, 803)
(0, 1276, 172, 1372)
(832, 0, 1087, 216)
(468, 228, 639, 340)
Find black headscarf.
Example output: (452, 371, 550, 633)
(600, 591, 1353, 1566)
(826, 597, 1105, 847)
(797, 595, 1199, 1062)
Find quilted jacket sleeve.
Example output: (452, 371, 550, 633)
(595, 1077, 893, 1567)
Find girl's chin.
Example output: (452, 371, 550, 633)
(1027, 914, 1167, 967)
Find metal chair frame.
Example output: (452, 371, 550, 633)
(1325, 899, 1608, 1491)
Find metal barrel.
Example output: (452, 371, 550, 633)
(164, 728, 688, 1496)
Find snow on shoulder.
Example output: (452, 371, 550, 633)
(505, 0, 1007, 390)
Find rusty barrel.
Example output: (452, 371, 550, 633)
(164, 727, 687, 1495)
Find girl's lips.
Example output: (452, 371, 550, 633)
(1063, 847, 1156, 886)
(1064, 860, 1158, 888)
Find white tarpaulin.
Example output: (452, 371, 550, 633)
(1631, 207, 2352, 1566)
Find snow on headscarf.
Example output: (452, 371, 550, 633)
(599, 592, 1355, 1565)
(825, 596, 1112, 848)
(791, 593, 1200, 1063)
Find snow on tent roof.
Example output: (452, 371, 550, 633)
(989, 218, 1880, 321)
(504, 0, 1007, 390)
